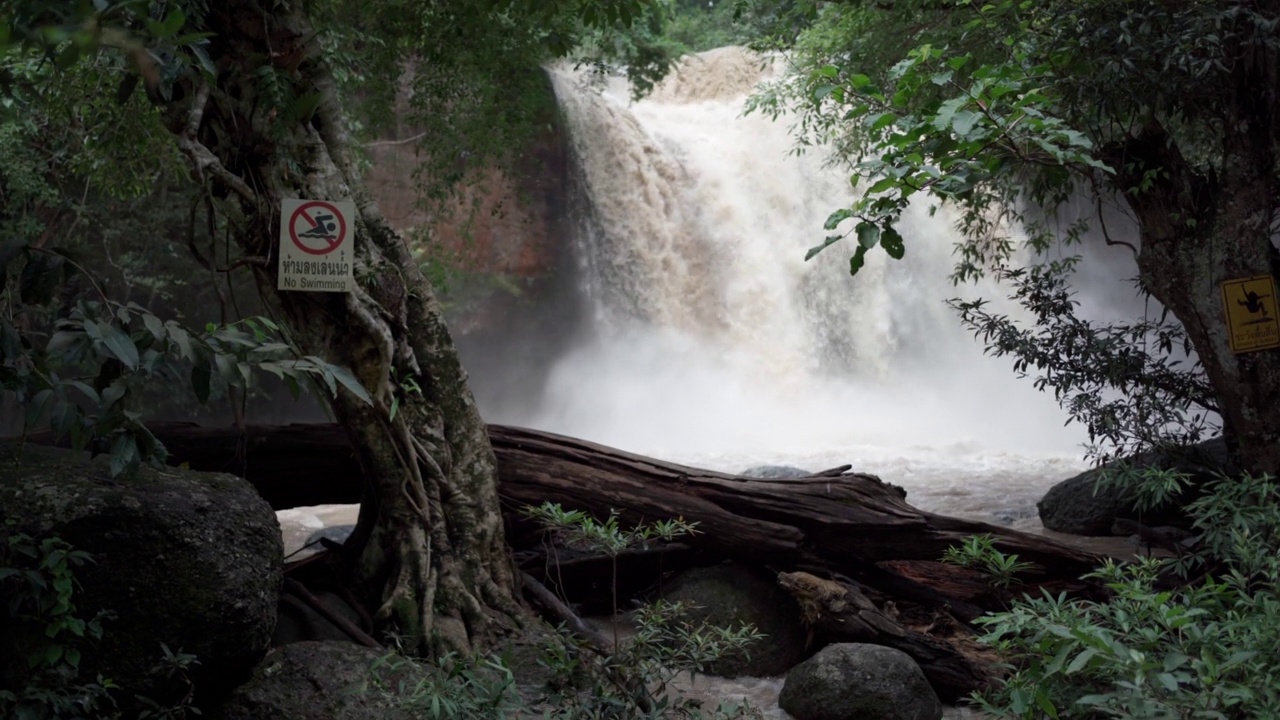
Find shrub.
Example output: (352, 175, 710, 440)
(972, 473, 1280, 719)
(524, 503, 765, 719)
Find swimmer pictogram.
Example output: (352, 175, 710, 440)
(288, 200, 348, 255)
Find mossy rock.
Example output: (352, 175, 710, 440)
(660, 562, 807, 677)
(0, 441, 282, 709)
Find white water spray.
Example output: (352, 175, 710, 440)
(495, 48, 1103, 521)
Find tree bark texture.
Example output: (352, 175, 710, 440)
(489, 426, 1101, 582)
(1104, 7, 1280, 476)
(171, 2, 519, 654)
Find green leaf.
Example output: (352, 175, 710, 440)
(99, 323, 140, 370)
(188, 43, 216, 80)
(855, 222, 881, 249)
(881, 228, 905, 259)
(108, 433, 137, 477)
(214, 353, 239, 384)
(141, 312, 164, 340)
(326, 362, 372, 405)
(1066, 647, 1097, 674)
(69, 381, 99, 405)
(158, 8, 187, 38)
(848, 245, 869, 276)
(812, 84, 837, 102)
(868, 112, 897, 132)
(288, 92, 322, 123)
(1034, 692, 1059, 719)
(805, 235, 843, 261)
(165, 322, 194, 360)
(100, 378, 127, 409)
(952, 109, 981, 136)
(823, 208, 853, 231)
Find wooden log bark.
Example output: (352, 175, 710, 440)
(778, 571, 993, 703)
(489, 425, 1101, 581)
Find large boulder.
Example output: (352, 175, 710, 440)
(778, 643, 942, 720)
(0, 442, 282, 707)
(1038, 438, 1236, 535)
(214, 642, 413, 720)
(659, 563, 807, 677)
(214, 641, 521, 720)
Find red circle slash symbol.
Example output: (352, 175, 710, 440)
(289, 201, 347, 255)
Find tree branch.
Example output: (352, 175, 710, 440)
(174, 83, 258, 204)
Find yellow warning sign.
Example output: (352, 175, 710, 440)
(1222, 275, 1280, 353)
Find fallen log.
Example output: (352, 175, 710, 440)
(778, 571, 993, 703)
(489, 425, 1100, 580)
(22, 421, 1100, 585)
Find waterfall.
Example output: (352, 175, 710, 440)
(482, 47, 1110, 519)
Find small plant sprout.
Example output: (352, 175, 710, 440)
(942, 533, 1038, 588)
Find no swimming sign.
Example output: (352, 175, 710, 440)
(278, 198, 356, 292)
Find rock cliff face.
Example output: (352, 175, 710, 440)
(364, 105, 569, 285)
(364, 69, 584, 417)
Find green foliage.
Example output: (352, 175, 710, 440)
(0, 524, 118, 720)
(941, 533, 1037, 589)
(974, 473, 1280, 719)
(523, 502, 698, 558)
(751, 0, 1276, 278)
(1, 246, 370, 475)
(0, 525, 203, 720)
(537, 599, 766, 719)
(524, 503, 764, 719)
(370, 650, 519, 719)
(949, 259, 1215, 464)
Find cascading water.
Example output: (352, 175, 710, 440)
(484, 47, 1107, 524)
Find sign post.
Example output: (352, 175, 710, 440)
(1221, 275, 1280, 354)
(278, 198, 356, 293)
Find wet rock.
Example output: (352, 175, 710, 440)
(1038, 437, 1234, 535)
(0, 442, 281, 708)
(779, 643, 941, 720)
(660, 563, 807, 677)
(214, 642, 426, 720)
(740, 465, 812, 479)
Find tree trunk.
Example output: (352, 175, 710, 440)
(1109, 23, 1280, 476)
(172, 2, 520, 654)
